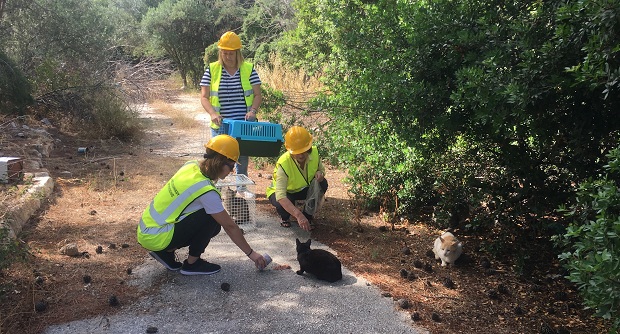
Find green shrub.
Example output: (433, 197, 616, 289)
(0, 224, 30, 273)
(555, 145, 620, 331)
(0, 52, 33, 115)
(85, 89, 143, 141)
(36, 86, 142, 141)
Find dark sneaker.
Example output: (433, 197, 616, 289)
(149, 251, 182, 271)
(180, 258, 221, 275)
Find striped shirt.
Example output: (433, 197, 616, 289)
(200, 63, 262, 120)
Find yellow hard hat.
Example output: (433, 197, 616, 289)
(204, 134, 240, 162)
(284, 126, 313, 154)
(217, 31, 242, 50)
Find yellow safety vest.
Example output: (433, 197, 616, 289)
(266, 146, 320, 198)
(209, 61, 254, 129)
(137, 161, 220, 251)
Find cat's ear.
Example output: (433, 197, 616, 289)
(306, 239, 312, 245)
(296, 238, 301, 245)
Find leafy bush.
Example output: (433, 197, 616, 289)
(556, 145, 620, 331)
(0, 52, 33, 115)
(86, 89, 143, 141)
(0, 224, 30, 273)
(36, 86, 142, 141)
(280, 0, 619, 247)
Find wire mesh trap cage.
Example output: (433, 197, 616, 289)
(215, 174, 256, 226)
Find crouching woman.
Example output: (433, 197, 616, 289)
(137, 134, 267, 275)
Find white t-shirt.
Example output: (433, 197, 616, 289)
(182, 190, 225, 215)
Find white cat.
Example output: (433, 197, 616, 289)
(433, 232, 463, 266)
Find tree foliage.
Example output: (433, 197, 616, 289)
(281, 1, 619, 322)
(241, 0, 295, 65)
(141, 0, 247, 88)
(0, 51, 32, 114)
(556, 145, 620, 330)
(0, 0, 147, 137)
(282, 0, 619, 226)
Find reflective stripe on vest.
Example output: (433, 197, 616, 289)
(266, 146, 319, 198)
(209, 61, 254, 129)
(137, 161, 220, 251)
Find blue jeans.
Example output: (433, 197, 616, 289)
(211, 128, 248, 176)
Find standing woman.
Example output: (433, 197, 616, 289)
(137, 135, 267, 275)
(200, 31, 262, 194)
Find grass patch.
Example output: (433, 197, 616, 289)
(255, 53, 323, 107)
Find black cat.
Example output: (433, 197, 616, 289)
(296, 238, 342, 283)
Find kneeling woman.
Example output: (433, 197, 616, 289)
(266, 126, 328, 231)
(137, 135, 267, 275)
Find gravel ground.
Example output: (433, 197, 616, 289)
(43, 213, 428, 334)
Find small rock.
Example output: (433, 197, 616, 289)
(35, 276, 44, 285)
(402, 247, 411, 255)
(109, 243, 117, 250)
(121, 243, 130, 249)
(59, 243, 80, 257)
(487, 289, 499, 300)
(396, 298, 409, 309)
(265, 175, 272, 180)
(95, 245, 103, 254)
(514, 305, 524, 315)
(119, 171, 125, 176)
(89, 210, 97, 215)
(554, 291, 567, 301)
(83, 275, 92, 284)
(425, 249, 435, 258)
(423, 263, 433, 273)
(399, 268, 409, 278)
(480, 258, 491, 269)
(126, 268, 132, 275)
(109, 295, 119, 306)
(407, 272, 418, 281)
(410, 311, 421, 321)
(146, 326, 159, 334)
(35, 301, 47, 312)
(497, 283, 509, 294)
(257, 173, 262, 178)
(378, 226, 388, 232)
(221, 283, 231, 291)
(413, 259, 423, 268)
(381, 292, 391, 297)
(442, 277, 455, 289)
(431, 312, 441, 322)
